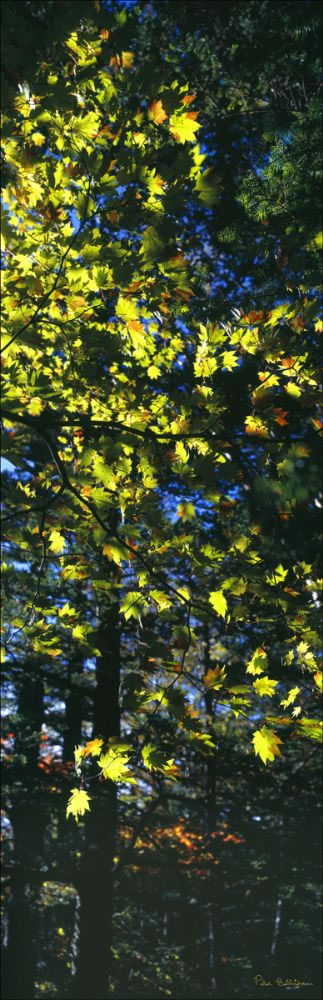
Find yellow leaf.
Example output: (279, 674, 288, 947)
(116, 295, 139, 323)
(74, 746, 84, 772)
(58, 602, 76, 618)
(82, 738, 104, 758)
(265, 564, 288, 586)
(175, 440, 189, 464)
(253, 676, 279, 698)
(150, 590, 172, 611)
(99, 750, 135, 783)
(169, 111, 202, 144)
(177, 586, 190, 602)
(66, 787, 91, 822)
(252, 727, 282, 765)
(30, 132, 46, 147)
(280, 686, 301, 708)
(133, 131, 146, 147)
(177, 502, 196, 522)
(110, 51, 134, 69)
(221, 351, 239, 371)
(314, 671, 323, 691)
(27, 397, 45, 417)
(49, 529, 66, 555)
(102, 541, 127, 565)
(245, 415, 269, 437)
(209, 590, 227, 618)
(148, 99, 168, 125)
(147, 364, 161, 379)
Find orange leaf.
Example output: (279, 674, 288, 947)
(181, 94, 196, 106)
(274, 408, 289, 426)
(148, 99, 168, 125)
(82, 738, 104, 759)
(245, 416, 269, 437)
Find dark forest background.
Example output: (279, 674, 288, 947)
(1, 2, 322, 999)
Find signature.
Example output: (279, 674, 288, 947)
(255, 974, 314, 988)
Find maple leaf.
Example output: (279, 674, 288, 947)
(296, 719, 323, 742)
(74, 745, 84, 774)
(221, 350, 239, 371)
(102, 541, 127, 565)
(120, 591, 146, 621)
(177, 502, 195, 521)
(280, 686, 300, 708)
(169, 111, 202, 143)
(66, 787, 91, 822)
(209, 590, 227, 618)
(48, 529, 66, 555)
(58, 602, 76, 618)
(148, 99, 168, 125)
(204, 666, 227, 690)
(253, 676, 279, 698)
(245, 415, 269, 437)
(181, 93, 196, 106)
(141, 743, 179, 779)
(150, 590, 172, 611)
(265, 564, 288, 586)
(147, 364, 161, 379)
(98, 750, 136, 783)
(252, 727, 283, 765)
(175, 440, 189, 463)
(273, 408, 289, 426)
(30, 131, 46, 147)
(246, 648, 268, 676)
(110, 51, 134, 70)
(82, 738, 104, 759)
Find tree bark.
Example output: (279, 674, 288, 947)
(2, 668, 45, 1000)
(204, 625, 226, 998)
(71, 598, 120, 1000)
(63, 656, 84, 764)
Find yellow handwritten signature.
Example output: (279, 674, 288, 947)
(255, 974, 314, 988)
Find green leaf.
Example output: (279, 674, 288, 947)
(140, 226, 164, 263)
(120, 592, 146, 621)
(296, 719, 323, 742)
(246, 648, 268, 676)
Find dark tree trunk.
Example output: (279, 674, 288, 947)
(2, 669, 45, 1000)
(63, 658, 84, 764)
(71, 598, 120, 1000)
(204, 625, 226, 998)
(63, 585, 87, 763)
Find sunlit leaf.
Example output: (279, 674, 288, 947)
(252, 727, 283, 765)
(66, 788, 91, 822)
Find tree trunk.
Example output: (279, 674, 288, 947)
(63, 657, 84, 764)
(63, 585, 88, 763)
(2, 669, 45, 1000)
(204, 625, 226, 998)
(71, 599, 120, 1000)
